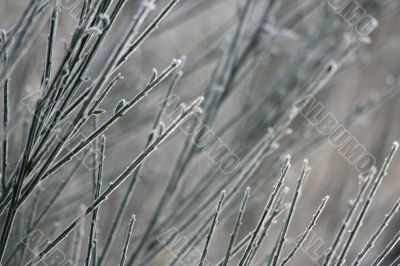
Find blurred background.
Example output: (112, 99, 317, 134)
(0, 0, 400, 265)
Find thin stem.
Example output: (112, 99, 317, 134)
(85, 135, 105, 266)
(1, 78, 9, 195)
(323, 170, 374, 266)
(119, 214, 136, 266)
(199, 191, 225, 266)
(279, 196, 329, 266)
(372, 232, 400, 266)
(222, 187, 250, 266)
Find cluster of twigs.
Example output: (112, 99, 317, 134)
(0, 0, 399, 265)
